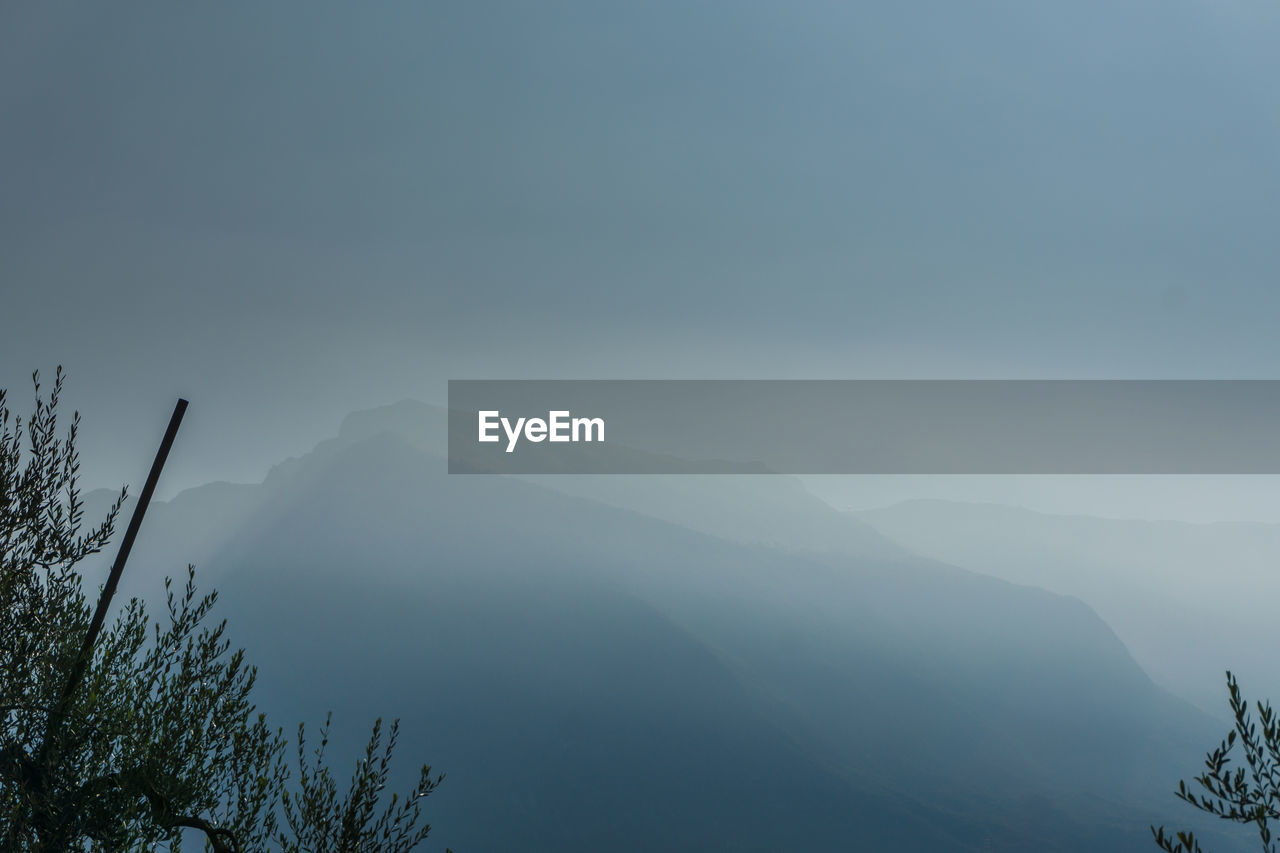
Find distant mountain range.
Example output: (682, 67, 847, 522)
(85, 402, 1251, 851)
(860, 498, 1280, 719)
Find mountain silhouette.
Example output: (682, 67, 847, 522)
(96, 403, 1248, 851)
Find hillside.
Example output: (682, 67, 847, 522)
(97, 403, 1247, 851)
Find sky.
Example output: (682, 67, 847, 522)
(4, 0, 1280, 515)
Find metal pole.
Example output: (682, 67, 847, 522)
(41, 398, 188, 756)
(72, 397, 188, 679)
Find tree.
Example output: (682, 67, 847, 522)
(1153, 672, 1280, 853)
(0, 370, 446, 851)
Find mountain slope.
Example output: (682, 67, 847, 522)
(860, 498, 1280, 716)
(99, 403, 1249, 850)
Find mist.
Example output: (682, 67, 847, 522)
(6, 2, 1280, 849)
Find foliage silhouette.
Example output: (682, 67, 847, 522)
(1154, 672, 1280, 853)
(0, 369, 446, 851)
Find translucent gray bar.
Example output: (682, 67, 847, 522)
(447, 380, 1280, 474)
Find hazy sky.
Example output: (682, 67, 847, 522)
(5, 1, 1280, 513)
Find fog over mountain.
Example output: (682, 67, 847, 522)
(10, 0, 1280, 848)
(860, 499, 1280, 718)
(75, 402, 1250, 851)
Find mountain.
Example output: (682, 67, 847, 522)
(341, 400, 909, 560)
(859, 499, 1280, 717)
(95, 403, 1248, 851)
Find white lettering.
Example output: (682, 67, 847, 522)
(479, 410, 605, 453)
(478, 411, 500, 443)
(502, 416, 526, 453)
(573, 416, 605, 443)
(549, 410, 571, 442)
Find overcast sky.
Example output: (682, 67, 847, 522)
(4, 1, 1280, 516)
